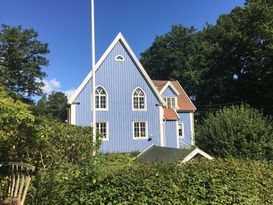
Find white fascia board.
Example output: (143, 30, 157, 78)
(160, 81, 180, 96)
(68, 33, 166, 106)
(181, 148, 213, 163)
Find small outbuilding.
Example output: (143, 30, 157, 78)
(135, 145, 213, 163)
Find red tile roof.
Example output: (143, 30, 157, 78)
(152, 80, 196, 112)
(164, 108, 179, 120)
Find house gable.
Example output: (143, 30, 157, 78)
(68, 33, 165, 106)
(71, 33, 166, 152)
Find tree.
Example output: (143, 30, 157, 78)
(35, 92, 68, 121)
(140, 0, 273, 116)
(140, 25, 206, 98)
(47, 92, 68, 121)
(196, 104, 273, 160)
(0, 24, 49, 99)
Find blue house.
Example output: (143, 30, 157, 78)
(68, 33, 196, 153)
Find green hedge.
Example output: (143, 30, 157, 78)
(89, 158, 273, 205)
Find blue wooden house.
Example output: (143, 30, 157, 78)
(68, 33, 196, 153)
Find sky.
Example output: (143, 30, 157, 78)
(0, 0, 245, 99)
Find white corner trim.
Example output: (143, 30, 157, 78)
(159, 106, 164, 147)
(181, 148, 213, 163)
(160, 81, 180, 96)
(190, 112, 195, 146)
(68, 32, 166, 107)
(70, 104, 76, 125)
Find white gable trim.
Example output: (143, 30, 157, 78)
(68, 33, 166, 106)
(181, 148, 213, 163)
(160, 81, 180, 96)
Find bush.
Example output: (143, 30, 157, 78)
(0, 87, 36, 162)
(196, 104, 273, 160)
(89, 158, 273, 205)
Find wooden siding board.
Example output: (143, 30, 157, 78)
(165, 121, 177, 148)
(178, 112, 193, 147)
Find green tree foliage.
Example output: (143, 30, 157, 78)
(0, 86, 37, 162)
(140, 25, 205, 97)
(0, 25, 49, 98)
(196, 104, 273, 160)
(35, 92, 68, 121)
(141, 0, 273, 115)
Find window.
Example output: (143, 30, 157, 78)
(96, 122, 108, 140)
(133, 121, 147, 139)
(163, 97, 176, 108)
(133, 88, 146, 110)
(178, 123, 184, 138)
(115, 55, 124, 61)
(95, 86, 107, 110)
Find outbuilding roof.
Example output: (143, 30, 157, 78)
(135, 145, 213, 163)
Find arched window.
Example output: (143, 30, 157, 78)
(95, 86, 107, 110)
(132, 88, 146, 110)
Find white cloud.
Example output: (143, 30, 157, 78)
(42, 78, 61, 94)
(42, 78, 76, 100)
(63, 89, 76, 100)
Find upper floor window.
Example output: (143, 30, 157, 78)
(115, 55, 125, 61)
(95, 86, 107, 110)
(163, 97, 176, 108)
(132, 88, 146, 111)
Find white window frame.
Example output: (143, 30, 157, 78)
(115, 55, 125, 61)
(163, 97, 177, 109)
(96, 122, 109, 141)
(178, 122, 184, 139)
(95, 85, 108, 111)
(132, 87, 147, 111)
(133, 121, 148, 140)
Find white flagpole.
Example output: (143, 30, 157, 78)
(91, 0, 96, 155)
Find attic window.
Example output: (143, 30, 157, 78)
(115, 55, 124, 61)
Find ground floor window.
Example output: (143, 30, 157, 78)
(133, 121, 147, 139)
(96, 122, 108, 141)
(178, 122, 184, 138)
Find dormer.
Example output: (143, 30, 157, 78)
(159, 81, 180, 109)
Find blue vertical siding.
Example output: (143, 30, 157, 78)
(165, 121, 178, 148)
(177, 112, 193, 147)
(162, 86, 177, 97)
(74, 40, 161, 153)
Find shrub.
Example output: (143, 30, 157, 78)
(0, 87, 36, 162)
(89, 158, 273, 205)
(196, 104, 273, 160)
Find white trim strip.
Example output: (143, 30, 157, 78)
(181, 148, 213, 163)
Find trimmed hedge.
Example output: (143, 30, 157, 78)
(89, 158, 273, 205)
